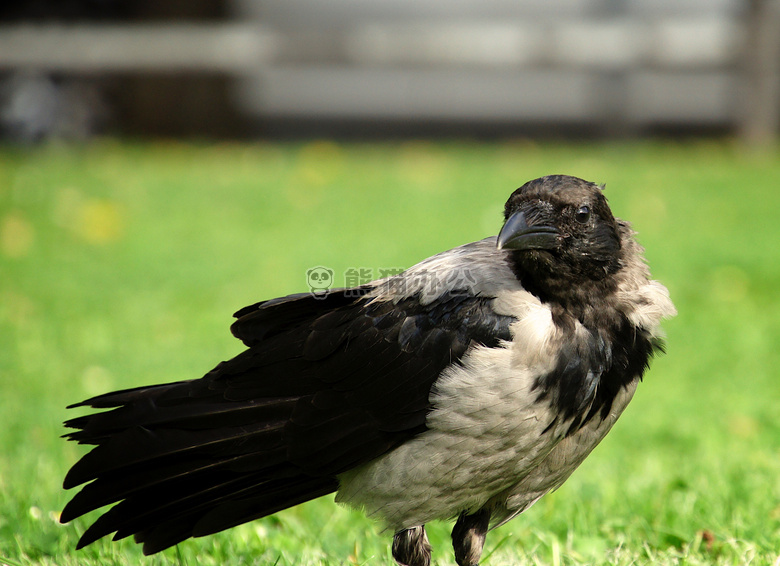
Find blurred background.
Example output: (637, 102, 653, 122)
(0, 0, 778, 144)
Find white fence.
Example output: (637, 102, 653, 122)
(0, 0, 777, 140)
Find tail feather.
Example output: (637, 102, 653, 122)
(60, 446, 289, 523)
(131, 476, 339, 555)
(191, 476, 339, 537)
(63, 420, 288, 490)
(78, 472, 260, 546)
(66, 382, 188, 410)
(73, 462, 338, 551)
(62, 380, 341, 550)
(64, 383, 298, 444)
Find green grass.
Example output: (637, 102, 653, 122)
(1, 139, 779, 565)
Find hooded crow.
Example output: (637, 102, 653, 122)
(61, 175, 676, 566)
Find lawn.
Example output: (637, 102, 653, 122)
(0, 139, 778, 565)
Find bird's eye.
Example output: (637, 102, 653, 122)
(575, 205, 591, 224)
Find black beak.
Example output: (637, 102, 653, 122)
(496, 211, 559, 251)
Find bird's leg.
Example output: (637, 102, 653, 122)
(451, 508, 491, 566)
(392, 525, 431, 566)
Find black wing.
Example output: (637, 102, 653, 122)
(61, 287, 514, 554)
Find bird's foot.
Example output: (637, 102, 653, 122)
(392, 525, 431, 566)
(451, 508, 491, 566)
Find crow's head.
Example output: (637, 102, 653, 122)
(498, 175, 623, 302)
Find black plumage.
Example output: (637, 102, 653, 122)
(62, 290, 515, 552)
(62, 175, 675, 566)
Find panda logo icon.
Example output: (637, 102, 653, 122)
(306, 266, 334, 299)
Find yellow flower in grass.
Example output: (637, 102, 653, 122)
(0, 212, 35, 258)
(76, 199, 125, 245)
